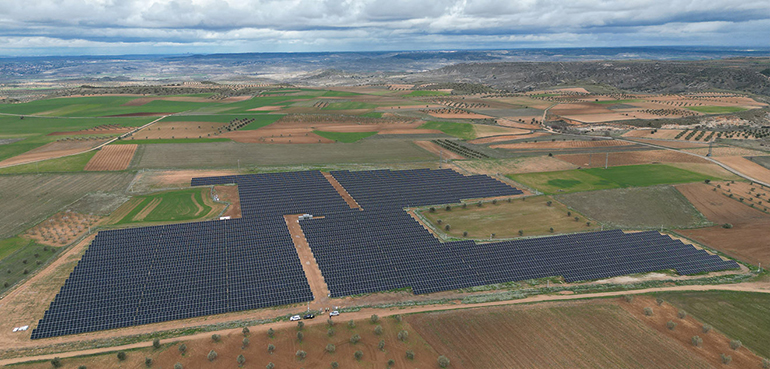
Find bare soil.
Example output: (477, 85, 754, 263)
(133, 121, 229, 140)
(688, 147, 767, 157)
(556, 149, 708, 168)
(0, 139, 108, 167)
(213, 185, 241, 218)
(414, 140, 466, 160)
(451, 156, 578, 175)
(132, 169, 239, 191)
(25, 211, 102, 247)
(322, 172, 361, 209)
(491, 139, 633, 150)
(84, 144, 137, 171)
(715, 156, 770, 184)
(284, 214, 331, 309)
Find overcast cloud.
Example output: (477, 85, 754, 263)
(0, 0, 768, 55)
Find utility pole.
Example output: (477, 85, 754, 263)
(605, 152, 609, 169)
(439, 149, 443, 169)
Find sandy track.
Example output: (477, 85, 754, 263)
(284, 214, 330, 309)
(322, 172, 361, 209)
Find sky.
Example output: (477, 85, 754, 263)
(1, 0, 770, 56)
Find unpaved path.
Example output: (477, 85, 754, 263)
(3, 281, 768, 366)
(283, 214, 331, 310)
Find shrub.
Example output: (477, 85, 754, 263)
(297, 331, 304, 342)
(546, 201, 552, 206)
(266, 363, 275, 369)
(429, 207, 435, 213)
(692, 336, 703, 347)
(145, 357, 153, 367)
(374, 325, 383, 335)
(152, 338, 161, 349)
(656, 297, 664, 306)
(406, 350, 415, 359)
(207, 350, 218, 362)
(666, 321, 677, 330)
(445, 205, 451, 211)
(477, 201, 482, 207)
(79, 366, 87, 369)
(492, 199, 497, 205)
(394, 314, 402, 322)
(327, 318, 334, 327)
(328, 328, 335, 337)
(378, 339, 385, 351)
(762, 358, 770, 369)
(242, 326, 250, 336)
(721, 354, 732, 364)
(297, 321, 304, 330)
(354, 350, 364, 360)
(398, 330, 409, 341)
(388, 358, 396, 366)
(723, 223, 733, 229)
(331, 362, 339, 368)
(174, 363, 182, 369)
(296, 350, 307, 360)
(703, 324, 712, 334)
(268, 343, 275, 353)
(117, 351, 126, 361)
(445, 224, 451, 231)
(178, 343, 187, 354)
(438, 355, 451, 368)
(549, 227, 554, 233)
(348, 320, 356, 328)
(463, 231, 468, 237)
(574, 216, 580, 222)
(678, 310, 687, 319)
(51, 357, 62, 368)
(518, 230, 524, 236)
(237, 354, 246, 366)
(370, 314, 379, 323)
(624, 295, 633, 303)
(211, 334, 221, 342)
(326, 343, 336, 353)
(730, 340, 742, 350)
(350, 334, 361, 344)
(242, 337, 250, 348)
(643, 307, 653, 316)
(267, 328, 274, 338)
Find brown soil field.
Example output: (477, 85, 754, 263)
(497, 118, 541, 129)
(84, 144, 137, 171)
(666, 162, 741, 180)
(322, 172, 361, 209)
(427, 111, 492, 119)
(133, 121, 229, 139)
(677, 182, 770, 266)
(687, 147, 767, 157)
(25, 211, 102, 246)
(246, 105, 283, 111)
(408, 299, 713, 368)
(469, 133, 548, 144)
(0, 139, 108, 167)
(377, 129, 442, 135)
(451, 156, 578, 175)
(213, 185, 241, 218)
(285, 214, 331, 309)
(131, 169, 240, 192)
(491, 139, 633, 150)
(715, 156, 770, 184)
(626, 138, 710, 148)
(620, 295, 764, 368)
(556, 150, 708, 168)
(624, 129, 685, 140)
(473, 125, 530, 138)
(414, 141, 465, 160)
(47, 125, 133, 136)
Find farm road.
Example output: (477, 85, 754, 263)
(2, 281, 768, 366)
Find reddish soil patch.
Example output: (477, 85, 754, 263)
(322, 172, 361, 209)
(213, 185, 241, 219)
(84, 144, 137, 171)
(133, 121, 229, 140)
(497, 118, 541, 129)
(25, 211, 102, 247)
(103, 112, 173, 117)
(414, 141, 465, 159)
(556, 150, 708, 168)
(0, 139, 108, 167)
(621, 295, 764, 368)
(284, 214, 330, 309)
(491, 139, 632, 150)
(677, 182, 770, 266)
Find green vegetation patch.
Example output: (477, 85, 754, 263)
(0, 237, 60, 295)
(0, 95, 220, 117)
(405, 90, 450, 97)
(686, 106, 748, 114)
(359, 112, 384, 118)
(510, 164, 714, 194)
(114, 188, 214, 225)
(113, 138, 231, 145)
(321, 101, 378, 110)
(0, 151, 96, 175)
(322, 90, 363, 97)
(419, 121, 476, 140)
(657, 291, 770, 357)
(313, 131, 378, 143)
(556, 185, 708, 228)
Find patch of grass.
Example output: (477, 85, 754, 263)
(322, 90, 362, 97)
(321, 101, 378, 110)
(420, 196, 598, 238)
(419, 121, 476, 140)
(113, 188, 215, 225)
(313, 131, 378, 143)
(0, 151, 96, 174)
(359, 112, 383, 118)
(657, 291, 770, 357)
(159, 115, 251, 123)
(686, 106, 748, 114)
(510, 164, 714, 194)
(0, 96, 219, 117)
(240, 114, 285, 130)
(113, 138, 231, 145)
(405, 90, 450, 97)
(0, 237, 60, 295)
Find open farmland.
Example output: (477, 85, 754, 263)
(408, 301, 712, 369)
(555, 150, 709, 168)
(556, 185, 708, 229)
(491, 139, 633, 150)
(131, 140, 438, 168)
(0, 151, 96, 175)
(0, 138, 108, 167)
(714, 156, 770, 184)
(0, 95, 222, 117)
(420, 195, 598, 238)
(452, 156, 578, 175)
(107, 188, 224, 226)
(0, 237, 60, 296)
(84, 144, 137, 171)
(0, 173, 134, 239)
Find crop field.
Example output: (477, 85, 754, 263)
(0, 172, 134, 239)
(491, 139, 633, 150)
(510, 164, 715, 194)
(655, 291, 770, 358)
(556, 185, 708, 228)
(313, 131, 377, 143)
(131, 140, 437, 168)
(0, 138, 108, 167)
(84, 144, 137, 171)
(405, 90, 450, 97)
(0, 151, 96, 174)
(408, 301, 712, 368)
(419, 121, 475, 140)
(24, 211, 101, 246)
(686, 106, 748, 114)
(133, 121, 229, 139)
(108, 188, 223, 226)
(555, 150, 709, 168)
(420, 196, 598, 238)
(0, 236, 59, 296)
(0, 95, 227, 117)
(452, 156, 578, 175)
(748, 156, 770, 170)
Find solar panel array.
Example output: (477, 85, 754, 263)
(32, 168, 739, 339)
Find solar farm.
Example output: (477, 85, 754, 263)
(31, 168, 738, 339)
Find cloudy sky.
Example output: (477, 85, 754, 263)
(1, 0, 769, 56)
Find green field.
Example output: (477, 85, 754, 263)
(405, 90, 450, 97)
(113, 138, 231, 145)
(0, 95, 222, 117)
(241, 114, 285, 130)
(113, 188, 216, 225)
(510, 164, 715, 194)
(313, 131, 378, 143)
(0, 237, 59, 295)
(360, 112, 384, 118)
(686, 106, 748, 114)
(419, 121, 476, 140)
(321, 101, 378, 110)
(322, 90, 362, 97)
(0, 151, 96, 174)
(657, 291, 770, 358)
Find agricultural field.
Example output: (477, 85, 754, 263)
(0, 237, 59, 295)
(556, 185, 709, 229)
(0, 95, 222, 117)
(419, 121, 476, 140)
(510, 164, 715, 194)
(420, 196, 598, 238)
(107, 188, 224, 226)
(84, 144, 137, 171)
(555, 150, 709, 168)
(0, 151, 96, 174)
(408, 301, 713, 368)
(313, 131, 378, 143)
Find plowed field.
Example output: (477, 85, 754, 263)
(556, 150, 707, 167)
(492, 139, 632, 150)
(84, 144, 137, 171)
(0, 140, 108, 167)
